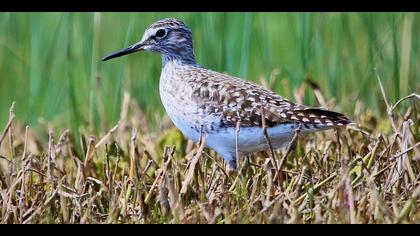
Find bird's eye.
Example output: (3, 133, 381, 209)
(155, 29, 166, 38)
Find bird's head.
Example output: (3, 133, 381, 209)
(102, 18, 196, 64)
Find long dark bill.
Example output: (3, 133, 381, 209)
(102, 42, 144, 61)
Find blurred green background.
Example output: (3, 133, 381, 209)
(0, 12, 419, 134)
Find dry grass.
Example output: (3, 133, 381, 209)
(0, 84, 419, 224)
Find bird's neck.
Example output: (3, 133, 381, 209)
(161, 47, 196, 66)
(161, 54, 196, 66)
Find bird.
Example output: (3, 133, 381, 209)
(102, 18, 351, 171)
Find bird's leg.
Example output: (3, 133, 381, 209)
(226, 156, 239, 188)
(226, 159, 237, 173)
(198, 124, 204, 146)
(235, 117, 242, 173)
(224, 112, 242, 174)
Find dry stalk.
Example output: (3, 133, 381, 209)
(180, 134, 206, 194)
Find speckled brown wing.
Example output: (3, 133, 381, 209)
(186, 67, 351, 128)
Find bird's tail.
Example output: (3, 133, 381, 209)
(287, 108, 352, 131)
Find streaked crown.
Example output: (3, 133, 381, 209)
(147, 18, 189, 30)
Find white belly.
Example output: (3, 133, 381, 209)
(205, 124, 296, 155)
(168, 111, 298, 154)
(168, 113, 296, 157)
(168, 113, 203, 143)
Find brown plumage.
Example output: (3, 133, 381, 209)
(185, 67, 350, 128)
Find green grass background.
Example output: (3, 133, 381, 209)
(0, 12, 419, 135)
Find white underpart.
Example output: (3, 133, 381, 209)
(206, 124, 297, 162)
(167, 112, 325, 162)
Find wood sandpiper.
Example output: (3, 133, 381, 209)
(102, 18, 351, 171)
